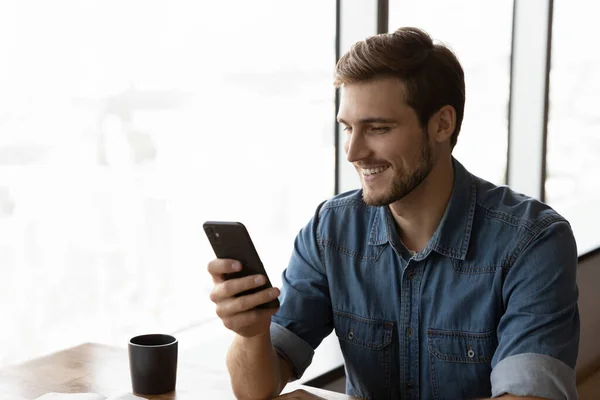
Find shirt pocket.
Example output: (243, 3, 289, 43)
(333, 310, 394, 399)
(427, 328, 497, 400)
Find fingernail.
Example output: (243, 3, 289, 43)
(232, 262, 241, 271)
(269, 288, 279, 298)
(255, 275, 266, 285)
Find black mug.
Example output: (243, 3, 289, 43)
(128, 334, 178, 395)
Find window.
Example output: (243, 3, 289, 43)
(545, 0, 600, 255)
(388, 0, 514, 185)
(0, 0, 335, 367)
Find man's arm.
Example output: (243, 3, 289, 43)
(226, 333, 294, 400)
(490, 219, 579, 399)
(224, 204, 331, 398)
(269, 203, 335, 383)
(207, 257, 290, 399)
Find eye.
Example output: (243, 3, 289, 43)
(369, 126, 391, 134)
(342, 125, 353, 133)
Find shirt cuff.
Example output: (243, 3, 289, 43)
(491, 353, 577, 400)
(270, 322, 315, 381)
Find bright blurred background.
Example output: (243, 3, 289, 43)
(0, 0, 598, 370)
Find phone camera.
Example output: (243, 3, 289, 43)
(206, 227, 222, 243)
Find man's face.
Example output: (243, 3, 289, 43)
(338, 76, 434, 206)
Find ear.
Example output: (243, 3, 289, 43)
(427, 105, 456, 144)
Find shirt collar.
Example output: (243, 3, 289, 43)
(368, 157, 476, 261)
(368, 205, 393, 246)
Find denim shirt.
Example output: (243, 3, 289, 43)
(271, 158, 579, 400)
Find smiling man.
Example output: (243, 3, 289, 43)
(207, 27, 579, 400)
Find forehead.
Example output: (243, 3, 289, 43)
(338, 76, 410, 120)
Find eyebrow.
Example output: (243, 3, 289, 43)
(337, 117, 397, 125)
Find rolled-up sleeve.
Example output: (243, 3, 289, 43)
(491, 220, 580, 399)
(271, 203, 333, 380)
(492, 353, 576, 399)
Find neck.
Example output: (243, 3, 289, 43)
(388, 155, 454, 253)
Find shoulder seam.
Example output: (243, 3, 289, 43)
(476, 202, 566, 234)
(476, 202, 527, 230)
(506, 216, 568, 269)
(319, 197, 368, 216)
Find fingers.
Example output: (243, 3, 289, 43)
(207, 258, 242, 283)
(207, 257, 281, 337)
(215, 285, 280, 317)
(210, 273, 274, 303)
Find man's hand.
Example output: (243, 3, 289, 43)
(272, 389, 326, 399)
(207, 258, 280, 337)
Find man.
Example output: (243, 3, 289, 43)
(207, 27, 579, 400)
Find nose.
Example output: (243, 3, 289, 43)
(345, 131, 370, 163)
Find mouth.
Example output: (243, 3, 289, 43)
(360, 166, 390, 177)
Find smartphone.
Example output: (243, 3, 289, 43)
(203, 221, 279, 309)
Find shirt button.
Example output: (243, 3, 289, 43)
(348, 330, 354, 340)
(407, 327, 412, 337)
(407, 271, 414, 280)
(467, 347, 475, 358)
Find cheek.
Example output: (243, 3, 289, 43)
(381, 142, 418, 168)
(375, 139, 402, 160)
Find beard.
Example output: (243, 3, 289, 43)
(361, 131, 433, 207)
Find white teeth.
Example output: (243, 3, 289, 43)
(361, 166, 388, 176)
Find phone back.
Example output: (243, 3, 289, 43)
(203, 221, 278, 309)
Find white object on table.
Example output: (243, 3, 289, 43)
(34, 393, 147, 400)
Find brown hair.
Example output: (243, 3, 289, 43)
(334, 27, 465, 148)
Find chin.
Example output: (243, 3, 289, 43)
(361, 189, 394, 207)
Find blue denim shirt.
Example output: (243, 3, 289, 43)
(271, 158, 579, 400)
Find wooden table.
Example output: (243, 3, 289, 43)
(0, 343, 355, 399)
